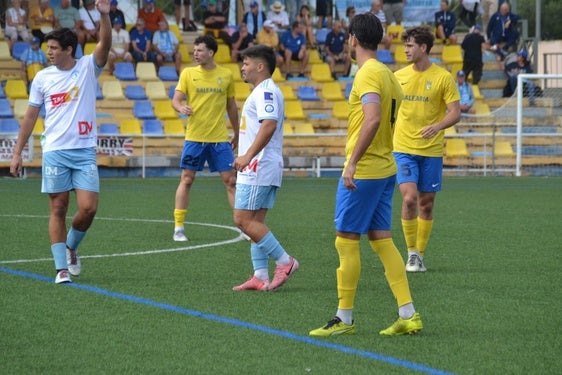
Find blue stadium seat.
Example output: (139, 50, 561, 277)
(143, 119, 164, 135)
(114, 62, 137, 80)
(0, 99, 14, 118)
(0, 84, 5, 99)
(297, 86, 321, 101)
(377, 49, 395, 64)
(158, 66, 179, 81)
(168, 85, 176, 99)
(75, 43, 83, 59)
(132, 100, 156, 119)
(99, 123, 119, 134)
(315, 28, 330, 45)
(0, 118, 20, 133)
(344, 82, 352, 99)
(12, 42, 30, 60)
(125, 85, 147, 100)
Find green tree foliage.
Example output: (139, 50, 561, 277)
(514, 0, 562, 40)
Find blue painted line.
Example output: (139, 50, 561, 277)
(1, 267, 454, 375)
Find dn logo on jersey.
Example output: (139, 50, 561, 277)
(78, 121, 93, 135)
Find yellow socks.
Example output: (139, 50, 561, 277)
(417, 217, 433, 257)
(174, 209, 187, 229)
(401, 218, 417, 252)
(335, 236, 361, 310)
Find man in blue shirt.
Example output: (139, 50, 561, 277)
(435, 0, 457, 44)
(324, 20, 350, 80)
(279, 21, 309, 79)
(487, 2, 520, 60)
(456, 70, 475, 114)
(129, 17, 156, 63)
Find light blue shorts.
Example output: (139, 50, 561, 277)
(334, 176, 395, 234)
(41, 148, 99, 193)
(393, 152, 443, 192)
(180, 141, 234, 172)
(234, 184, 278, 210)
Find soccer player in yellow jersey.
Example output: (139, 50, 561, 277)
(393, 26, 461, 272)
(171, 35, 240, 241)
(310, 13, 422, 337)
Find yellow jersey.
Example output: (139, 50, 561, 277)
(393, 63, 460, 157)
(176, 65, 235, 142)
(346, 58, 402, 179)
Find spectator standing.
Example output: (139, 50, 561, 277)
(383, 0, 405, 25)
(279, 21, 309, 79)
(461, 24, 486, 84)
(203, 0, 231, 49)
(255, 19, 284, 68)
(456, 70, 475, 114)
(459, 0, 480, 28)
(393, 26, 461, 273)
(243, 1, 266, 39)
(266, 1, 289, 34)
(324, 20, 350, 80)
(480, 0, 499, 33)
(174, 0, 192, 31)
(5, 0, 30, 43)
(434, 0, 457, 45)
(79, 0, 101, 45)
(109, 0, 126, 29)
(138, 0, 165, 33)
(130, 17, 156, 63)
(107, 17, 133, 74)
(315, 0, 333, 29)
(152, 19, 182, 74)
(487, 2, 520, 59)
(231, 24, 254, 62)
(30, 0, 54, 44)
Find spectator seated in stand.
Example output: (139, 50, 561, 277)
(503, 50, 541, 106)
(255, 20, 284, 69)
(242, 1, 266, 39)
(108, 17, 133, 75)
(130, 18, 156, 64)
(203, 0, 231, 49)
(109, 0, 126, 29)
(5, 0, 30, 44)
(296, 4, 316, 47)
(324, 20, 350, 80)
(487, 2, 520, 61)
(266, 1, 289, 34)
(279, 21, 309, 79)
(456, 70, 475, 114)
(435, 0, 457, 45)
(79, 0, 101, 46)
(137, 0, 165, 33)
(19, 37, 48, 82)
(231, 24, 254, 62)
(152, 19, 181, 75)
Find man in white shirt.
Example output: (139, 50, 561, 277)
(107, 16, 133, 74)
(266, 1, 289, 34)
(79, 0, 101, 45)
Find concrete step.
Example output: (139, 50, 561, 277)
(481, 89, 504, 99)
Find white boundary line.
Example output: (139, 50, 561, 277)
(0, 214, 245, 264)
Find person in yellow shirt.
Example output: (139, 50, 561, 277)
(309, 13, 422, 338)
(255, 20, 283, 69)
(171, 35, 240, 242)
(393, 26, 461, 272)
(30, 0, 55, 44)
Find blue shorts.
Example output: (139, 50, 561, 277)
(334, 176, 395, 234)
(393, 152, 443, 192)
(41, 148, 99, 194)
(180, 141, 234, 172)
(234, 184, 277, 210)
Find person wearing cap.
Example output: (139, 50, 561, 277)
(203, 0, 232, 49)
(504, 50, 538, 105)
(434, 0, 457, 45)
(279, 21, 309, 79)
(30, 0, 54, 44)
(461, 23, 486, 84)
(487, 2, 520, 60)
(130, 17, 157, 64)
(19, 37, 48, 82)
(79, 0, 101, 45)
(107, 17, 133, 75)
(393, 26, 460, 273)
(152, 19, 182, 74)
(242, 1, 266, 39)
(255, 19, 284, 69)
(138, 0, 165, 33)
(109, 0, 126, 29)
(456, 70, 475, 114)
(266, 1, 289, 33)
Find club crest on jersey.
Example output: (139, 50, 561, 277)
(265, 104, 274, 113)
(426, 81, 432, 90)
(217, 77, 223, 85)
(264, 91, 273, 101)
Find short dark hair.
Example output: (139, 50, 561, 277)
(349, 13, 383, 51)
(401, 26, 434, 54)
(242, 44, 276, 75)
(194, 34, 218, 54)
(45, 28, 78, 58)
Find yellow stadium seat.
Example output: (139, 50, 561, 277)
(308, 48, 323, 64)
(145, 81, 169, 100)
(285, 100, 307, 120)
(442, 45, 463, 64)
(272, 67, 286, 82)
(444, 126, 457, 135)
(214, 44, 231, 64)
(234, 81, 251, 101)
(136, 62, 159, 81)
(450, 63, 463, 78)
(283, 122, 293, 134)
(310, 63, 334, 83)
(0, 40, 11, 60)
(5, 79, 28, 99)
(168, 24, 182, 41)
(13, 98, 28, 118)
(472, 84, 483, 100)
(83, 42, 96, 55)
(386, 24, 404, 44)
(321, 82, 344, 101)
(33, 117, 44, 134)
(120, 119, 142, 134)
(445, 139, 469, 158)
(178, 43, 192, 64)
(26, 62, 44, 81)
(222, 63, 243, 82)
(494, 141, 515, 157)
(153, 100, 178, 119)
(473, 101, 491, 115)
(102, 80, 125, 100)
(164, 119, 185, 134)
(393, 45, 408, 64)
(332, 100, 348, 120)
(279, 85, 296, 100)
(293, 122, 315, 134)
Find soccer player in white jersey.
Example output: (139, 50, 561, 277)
(10, 0, 112, 284)
(231, 44, 299, 292)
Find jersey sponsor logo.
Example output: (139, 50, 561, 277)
(265, 104, 274, 113)
(264, 91, 273, 101)
(243, 158, 258, 173)
(78, 121, 94, 136)
(50, 87, 79, 108)
(44, 166, 59, 176)
(402, 95, 429, 103)
(195, 87, 223, 93)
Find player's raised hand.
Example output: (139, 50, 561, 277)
(96, 0, 110, 15)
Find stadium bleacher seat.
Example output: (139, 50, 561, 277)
(136, 62, 159, 81)
(0, 99, 14, 118)
(315, 28, 330, 45)
(445, 139, 469, 158)
(143, 119, 164, 135)
(279, 85, 296, 100)
(494, 141, 515, 157)
(114, 62, 137, 80)
(0, 41, 12, 61)
(120, 118, 142, 134)
(473, 101, 491, 115)
(168, 24, 182, 40)
(214, 44, 231, 64)
(158, 66, 179, 81)
(153, 100, 178, 120)
(386, 25, 404, 44)
(0, 85, 5, 99)
(0, 118, 20, 133)
(133, 100, 156, 119)
(168, 84, 176, 99)
(285, 100, 307, 120)
(344, 82, 352, 99)
(297, 85, 320, 101)
(393, 45, 408, 64)
(450, 63, 463, 78)
(283, 123, 293, 134)
(272, 68, 286, 82)
(145, 81, 169, 100)
(33, 117, 44, 134)
(376, 49, 395, 65)
(234, 82, 251, 101)
(442, 45, 463, 64)
(332, 100, 347, 120)
(310, 63, 333, 82)
(164, 119, 185, 134)
(222, 63, 243, 82)
(102, 80, 125, 100)
(5, 79, 28, 99)
(13, 98, 28, 118)
(96, 82, 103, 100)
(11, 41, 30, 60)
(293, 123, 315, 134)
(26, 62, 43, 81)
(178, 44, 192, 64)
(444, 126, 457, 135)
(125, 85, 147, 100)
(84, 42, 96, 55)
(308, 49, 323, 64)
(321, 82, 344, 101)
(99, 123, 120, 134)
(472, 84, 484, 100)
